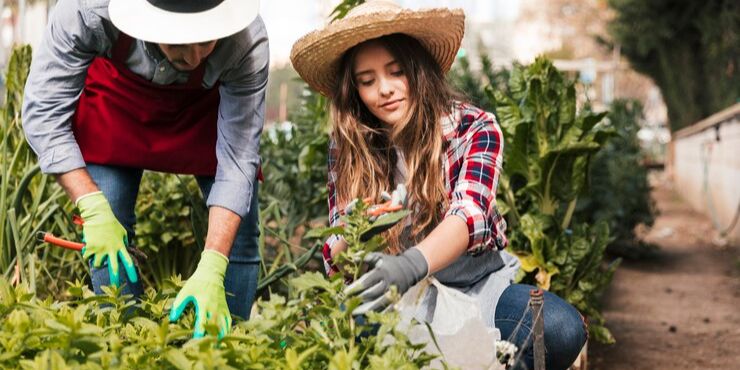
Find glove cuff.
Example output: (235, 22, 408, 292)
(75, 191, 104, 207)
(404, 247, 430, 280)
(76, 191, 112, 219)
(195, 250, 229, 281)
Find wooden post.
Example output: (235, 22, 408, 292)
(530, 288, 546, 370)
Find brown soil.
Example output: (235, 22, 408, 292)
(589, 173, 740, 369)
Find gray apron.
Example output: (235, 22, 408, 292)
(411, 248, 521, 328)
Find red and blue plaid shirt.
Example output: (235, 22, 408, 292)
(323, 102, 508, 275)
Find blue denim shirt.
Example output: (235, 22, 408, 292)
(21, 0, 269, 218)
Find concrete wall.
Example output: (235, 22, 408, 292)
(672, 103, 740, 244)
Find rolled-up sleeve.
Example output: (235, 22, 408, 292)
(322, 138, 342, 276)
(444, 112, 505, 255)
(22, 0, 108, 174)
(207, 17, 269, 218)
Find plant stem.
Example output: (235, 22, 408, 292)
(561, 196, 578, 230)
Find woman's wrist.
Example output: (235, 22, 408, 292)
(330, 238, 348, 259)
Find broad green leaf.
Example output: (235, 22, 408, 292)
(288, 272, 335, 293)
(304, 226, 345, 239)
(369, 210, 411, 230)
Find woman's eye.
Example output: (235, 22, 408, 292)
(391, 70, 404, 76)
(359, 79, 374, 86)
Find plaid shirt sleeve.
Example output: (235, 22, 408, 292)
(322, 138, 341, 276)
(444, 109, 507, 255)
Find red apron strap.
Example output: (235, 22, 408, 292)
(112, 33, 134, 63)
(186, 62, 207, 87)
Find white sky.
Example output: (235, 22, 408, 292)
(261, 0, 521, 67)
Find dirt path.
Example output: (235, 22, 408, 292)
(589, 174, 740, 369)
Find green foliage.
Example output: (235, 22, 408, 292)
(1, 46, 80, 298)
(447, 54, 510, 111)
(260, 89, 330, 235)
(575, 99, 655, 253)
(0, 211, 437, 370)
(306, 199, 411, 279)
(488, 57, 619, 343)
(607, 0, 739, 131)
(134, 172, 206, 288)
(330, 0, 366, 22)
(258, 88, 330, 292)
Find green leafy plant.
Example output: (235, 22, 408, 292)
(134, 172, 206, 288)
(0, 206, 436, 370)
(575, 99, 656, 257)
(448, 53, 510, 111)
(305, 199, 411, 280)
(488, 57, 620, 343)
(1, 45, 80, 298)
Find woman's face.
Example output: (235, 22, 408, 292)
(352, 41, 410, 126)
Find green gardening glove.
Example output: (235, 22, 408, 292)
(169, 250, 232, 339)
(77, 191, 138, 287)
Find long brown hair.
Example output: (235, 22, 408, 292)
(330, 33, 461, 254)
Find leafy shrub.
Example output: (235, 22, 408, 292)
(575, 99, 655, 254)
(134, 172, 206, 288)
(0, 207, 439, 370)
(1, 46, 80, 298)
(488, 57, 620, 343)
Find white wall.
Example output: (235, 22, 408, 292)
(672, 104, 740, 244)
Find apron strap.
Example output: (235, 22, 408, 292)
(111, 32, 135, 63)
(185, 62, 207, 88)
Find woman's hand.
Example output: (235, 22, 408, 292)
(344, 247, 428, 315)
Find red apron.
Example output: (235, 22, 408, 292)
(73, 33, 220, 175)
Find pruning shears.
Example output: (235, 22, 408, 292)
(36, 215, 148, 266)
(37, 231, 148, 267)
(342, 184, 408, 219)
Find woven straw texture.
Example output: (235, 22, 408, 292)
(290, 0, 464, 97)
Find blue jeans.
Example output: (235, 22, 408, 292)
(495, 284, 588, 370)
(86, 164, 260, 320)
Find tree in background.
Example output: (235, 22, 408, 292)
(607, 0, 739, 131)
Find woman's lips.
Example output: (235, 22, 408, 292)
(380, 99, 403, 110)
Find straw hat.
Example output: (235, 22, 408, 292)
(109, 0, 260, 44)
(290, 0, 465, 97)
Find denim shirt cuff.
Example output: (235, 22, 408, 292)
(38, 146, 87, 174)
(206, 180, 253, 218)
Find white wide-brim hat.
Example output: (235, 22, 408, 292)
(109, 0, 260, 44)
(291, 0, 465, 97)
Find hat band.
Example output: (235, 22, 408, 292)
(146, 0, 225, 13)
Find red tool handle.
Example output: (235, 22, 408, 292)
(37, 232, 84, 251)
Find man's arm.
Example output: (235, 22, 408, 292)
(205, 207, 241, 257)
(22, 0, 109, 177)
(56, 168, 100, 204)
(204, 16, 269, 256)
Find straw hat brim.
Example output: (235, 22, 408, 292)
(291, 8, 465, 97)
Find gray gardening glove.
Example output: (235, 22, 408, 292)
(345, 247, 428, 315)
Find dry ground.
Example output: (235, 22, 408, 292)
(589, 174, 740, 369)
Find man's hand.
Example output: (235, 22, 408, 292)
(77, 191, 138, 286)
(169, 250, 231, 339)
(344, 247, 428, 315)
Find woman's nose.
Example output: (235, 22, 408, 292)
(378, 77, 394, 97)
